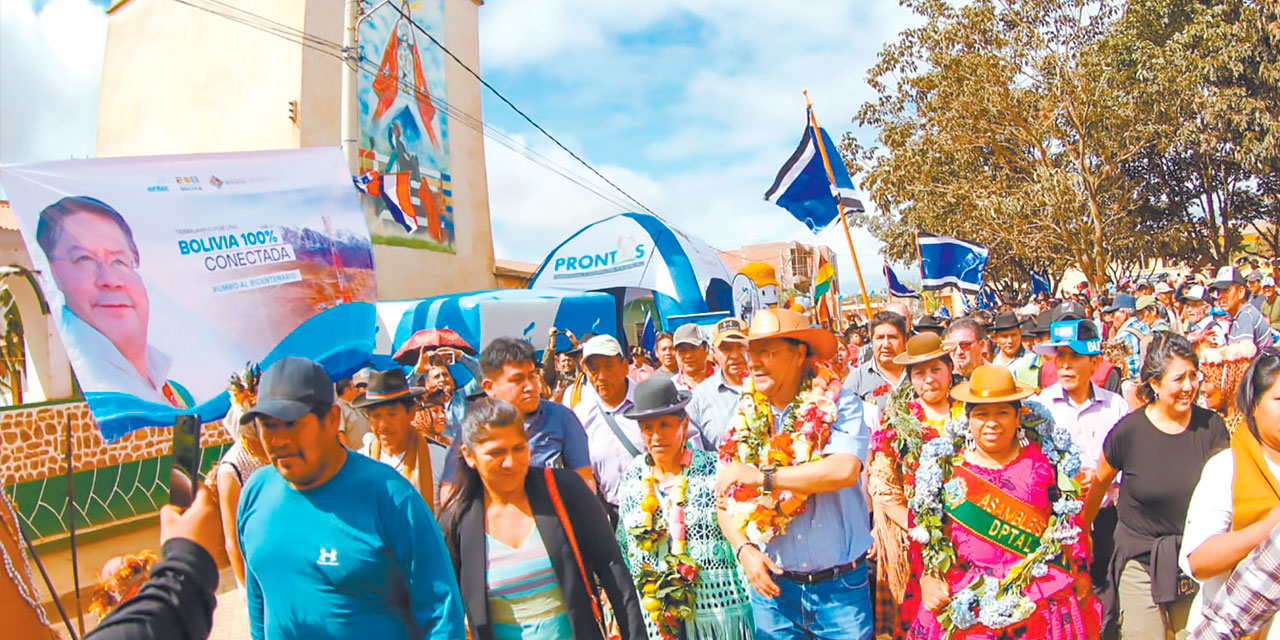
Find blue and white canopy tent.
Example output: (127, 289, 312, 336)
(378, 289, 618, 362)
(527, 212, 734, 333)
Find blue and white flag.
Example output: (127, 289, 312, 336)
(975, 286, 1001, 311)
(884, 262, 920, 299)
(1030, 270, 1051, 297)
(917, 233, 989, 294)
(764, 110, 866, 233)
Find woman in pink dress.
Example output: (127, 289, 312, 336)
(905, 365, 1102, 640)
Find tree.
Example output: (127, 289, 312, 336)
(1109, 0, 1280, 267)
(845, 0, 1191, 288)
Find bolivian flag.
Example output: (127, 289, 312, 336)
(814, 254, 835, 301)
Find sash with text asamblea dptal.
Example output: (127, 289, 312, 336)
(943, 464, 1064, 564)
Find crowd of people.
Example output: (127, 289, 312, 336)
(80, 260, 1280, 640)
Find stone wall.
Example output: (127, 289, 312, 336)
(0, 401, 231, 542)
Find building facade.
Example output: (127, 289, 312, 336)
(96, 0, 497, 298)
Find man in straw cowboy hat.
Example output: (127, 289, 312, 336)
(356, 368, 446, 511)
(714, 308, 875, 639)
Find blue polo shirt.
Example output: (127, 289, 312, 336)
(238, 452, 463, 640)
(440, 399, 591, 482)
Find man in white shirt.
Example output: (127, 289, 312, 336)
(574, 334, 701, 524)
(1034, 318, 1129, 591)
(37, 196, 192, 407)
(671, 323, 716, 391)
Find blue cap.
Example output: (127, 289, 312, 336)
(1034, 319, 1102, 357)
(1104, 294, 1136, 313)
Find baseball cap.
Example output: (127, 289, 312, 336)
(352, 366, 374, 388)
(1247, 269, 1264, 283)
(240, 356, 334, 425)
(1211, 266, 1246, 290)
(711, 317, 747, 346)
(1154, 282, 1172, 295)
(1135, 295, 1158, 312)
(1051, 300, 1088, 323)
(581, 334, 623, 361)
(1179, 284, 1208, 303)
(1104, 294, 1137, 313)
(672, 323, 707, 348)
(1264, 276, 1276, 288)
(1034, 319, 1103, 357)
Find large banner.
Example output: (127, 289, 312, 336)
(0, 148, 378, 440)
(357, 0, 454, 253)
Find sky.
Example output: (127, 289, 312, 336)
(0, 0, 921, 293)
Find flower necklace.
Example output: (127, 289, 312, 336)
(718, 364, 842, 544)
(908, 400, 1085, 634)
(630, 446, 699, 640)
(870, 382, 954, 501)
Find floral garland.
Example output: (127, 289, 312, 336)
(907, 400, 1086, 633)
(630, 447, 699, 640)
(718, 364, 842, 544)
(869, 382, 946, 501)
(89, 550, 159, 618)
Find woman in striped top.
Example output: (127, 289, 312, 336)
(439, 397, 646, 640)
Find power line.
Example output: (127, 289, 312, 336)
(373, 3, 659, 217)
(165, 0, 656, 216)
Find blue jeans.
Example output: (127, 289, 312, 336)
(750, 562, 873, 640)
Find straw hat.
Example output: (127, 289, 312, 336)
(892, 333, 955, 366)
(950, 364, 1035, 404)
(746, 308, 837, 360)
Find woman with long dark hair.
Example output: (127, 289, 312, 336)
(1084, 332, 1230, 638)
(438, 397, 645, 640)
(1180, 349, 1280, 637)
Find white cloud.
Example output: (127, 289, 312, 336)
(480, 1, 920, 292)
(0, 0, 106, 167)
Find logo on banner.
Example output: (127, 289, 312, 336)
(552, 236, 647, 280)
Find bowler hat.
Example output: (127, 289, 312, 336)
(892, 333, 955, 366)
(951, 364, 1035, 404)
(353, 369, 425, 409)
(915, 315, 946, 334)
(622, 376, 691, 421)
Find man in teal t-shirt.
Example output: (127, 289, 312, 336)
(237, 357, 464, 640)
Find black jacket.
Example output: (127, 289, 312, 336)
(86, 538, 218, 640)
(438, 467, 646, 640)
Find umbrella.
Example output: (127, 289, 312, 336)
(393, 328, 476, 366)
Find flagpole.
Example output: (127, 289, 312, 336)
(804, 90, 873, 324)
(914, 230, 932, 313)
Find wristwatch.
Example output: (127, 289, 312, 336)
(762, 465, 777, 492)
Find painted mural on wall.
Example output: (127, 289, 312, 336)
(357, 0, 454, 253)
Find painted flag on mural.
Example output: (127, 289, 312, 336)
(764, 109, 865, 233)
(380, 173, 421, 233)
(917, 233, 990, 294)
(884, 262, 920, 299)
(1030, 270, 1051, 297)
